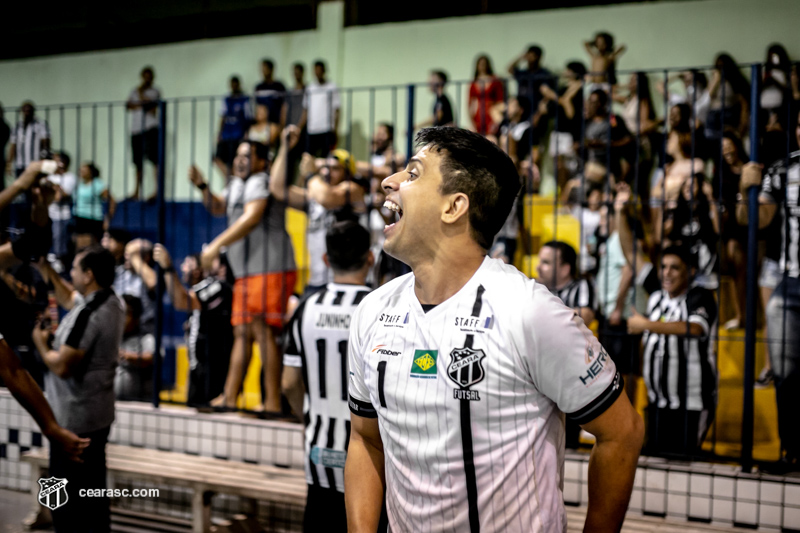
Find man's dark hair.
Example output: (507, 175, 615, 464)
(595, 32, 615, 49)
(244, 141, 270, 162)
(230, 75, 241, 85)
(566, 61, 587, 79)
(326, 221, 371, 272)
(415, 127, 520, 250)
(78, 245, 116, 289)
(122, 294, 143, 320)
(432, 70, 448, 85)
(141, 66, 154, 77)
(590, 89, 609, 114)
(379, 122, 394, 142)
(261, 58, 274, 70)
(314, 60, 326, 71)
(543, 241, 578, 279)
(293, 62, 305, 73)
(661, 244, 696, 270)
(106, 227, 132, 246)
(58, 151, 71, 168)
(527, 45, 543, 57)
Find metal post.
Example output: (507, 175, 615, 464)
(406, 85, 415, 160)
(152, 100, 167, 408)
(741, 63, 761, 472)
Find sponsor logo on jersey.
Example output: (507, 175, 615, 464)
(447, 346, 486, 400)
(372, 344, 402, 356)
(378, 312, 409, 328)
(579, 345, 610, 386)
(454, 315, 493, 333)
(410, 350, 438, 379)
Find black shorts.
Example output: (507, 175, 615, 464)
(215, 138, 241, 168)
(131, 128, 159, 169)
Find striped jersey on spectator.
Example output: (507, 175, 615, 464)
(12, 118, 50, 170)
(761, 151, 800, 278)
(348, 257, 621, 532)
(642, 286, 718, 411)
(555, 278, 596, 314)
(284, 282, 371, 493)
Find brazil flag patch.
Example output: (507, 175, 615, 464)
(411, 350, 438, 379)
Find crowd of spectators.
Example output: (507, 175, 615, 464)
(1, 38, 800, 474)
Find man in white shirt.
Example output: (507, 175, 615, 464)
(47, 152, 77, 262)
(126, 66, 161, 201)
(345, 127, 643, 532)
(303, 60, 340, 157)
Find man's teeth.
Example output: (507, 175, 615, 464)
(383, 200, 402, 214)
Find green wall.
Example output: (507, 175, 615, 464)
(1, 0, 796, 198)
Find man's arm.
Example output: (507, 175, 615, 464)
(344, 414, 385, 533)
(36, 259, 77, 310)
(270, 126, 306, 210)
(0, 338, 90, 460)
(736, 162, 778, 229)
(307, 177, 364, 210)
(281, 366, 305, 420)
(153, 244, 195, 311)
(189, 165, 226, 216)
(201, 198, 267, 268)
(32, 328, 86, 379)
(580, 392, 644, 533)
(126, 239, 157, 291)
(0, 160, 44, 212)
(627, 309, 704, 336)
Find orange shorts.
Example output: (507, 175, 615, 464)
(232, 271, 297, 328)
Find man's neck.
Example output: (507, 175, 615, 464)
(332, 272, 368, 286)
(554, 278, 574, 292)
(411, 245, 485, 306)
(81, 285, 102, 300)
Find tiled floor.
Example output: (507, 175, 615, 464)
(0, 488, 760, 533)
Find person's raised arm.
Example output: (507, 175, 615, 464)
(345, 414, 385, 533)
(580, 392, 644, 532)
(201, 197, 267, 269)
(36, 258, 77, 310)
(0, 160, 45, 212)
(506, 51, 525, 76)
(189, 165, 226, 216)
(126, 239, 157, 291)
(307, 176, 365, 210)
(153, 244, 194, 312)
(270, 126, 307, 210)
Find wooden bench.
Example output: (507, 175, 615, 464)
(22, 444, 307, 533)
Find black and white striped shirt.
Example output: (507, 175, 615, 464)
(283, 282, 371, 492)
(761, 151, 800, 278)
(12, 118, 50, 170)
(349, 258, 621, 531)
(642, 287, 717, 411)
(555, 278, 597, 314)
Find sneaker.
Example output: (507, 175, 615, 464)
(755, 368, 774, 389)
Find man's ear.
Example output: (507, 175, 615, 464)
(441, 192, 470, 225)
(322, 252, 330, 268)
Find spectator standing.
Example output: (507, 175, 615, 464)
(114, 294, 156, 401)
(506, 44, 555, 116)
(153, 244, 234, 408)
(73, 162, 115, 249)
(541, 61, 586, 188)
(246, 105, 274, 148)
(497, 96, 539, 175)
(191, 140, 297, 414)
(31, 246, 124, 533)
(737, 131, 800, 471)
(285, 63, 308, 130)
(616, 72, 659, 203)
(102, 230, 157, 336)
(415, 70, 454, 130)
(282, 221, 374, 532)
(254, 58, 287, 130)
(304, 60, 340, 157)
(468, 55, 504, 136)
(126, 66, 161, 201)
(215, 76, 253, 179)
(8, 101, 50, 177)
(47, 152, 76, 264)
(627, 246, 718, 456)
(584, 31, 626, 88)
(584, 89, 633, 184)
(705, 53, 750, 141)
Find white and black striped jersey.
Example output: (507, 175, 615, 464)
(761, 151, 800, 278)
(12, 119, 50, 169)
(348, 257, 622, 532)
(554, 278, 597, 314)
(641, 287, 717, 411)
(284, 282, 371, 493)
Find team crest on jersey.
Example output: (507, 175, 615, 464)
(448, 346, 486, 400)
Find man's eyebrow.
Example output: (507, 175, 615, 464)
(407, 157, 424, 167)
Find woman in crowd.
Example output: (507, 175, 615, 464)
(616, 72, 660, 204)
(705, 53, 750, 141)
(72, 162, 115, 250)
(468, 54, 504, 136)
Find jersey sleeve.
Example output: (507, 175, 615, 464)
(577, 279, 597, 311)
(282, 301, 305, 368)
(347, 300, 377, 418)
(522, 282, 622, 425)
(686, 288, 717, 338)
(244, 174, 270, 203)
